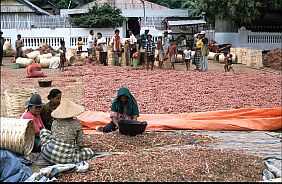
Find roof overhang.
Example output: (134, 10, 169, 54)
(168, 20, 207, 26)
(18, 0, 52, 15)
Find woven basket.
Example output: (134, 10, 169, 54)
(0, 118, 35, 156)
(4, 88, 36, 118)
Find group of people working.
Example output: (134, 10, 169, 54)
(20, 87, 139, 164)
(85, 29, 144, 68)
(84, 28, 180, 71)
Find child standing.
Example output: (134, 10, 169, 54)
(124, 40, 130, 66)
(224, 52, 228, 72)
(165, 40, 178, 70)
(227, 53, 234, 72)
(144, 34, 156, 71)
(156, 36, 164, 69)
(15, 34, 24, 59)
(132, 44, 140, 69)
(183, 47, 192, 71)
(58, 40, 66, 72)
(77, 37, 84, 54)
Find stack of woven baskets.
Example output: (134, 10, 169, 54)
(4, 88, 36, 118)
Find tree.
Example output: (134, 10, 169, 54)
(197, 0, 282, 27)
(181, 0, 201, 17)
(30, 0, 93, 9)
(146, 0, 186, 9)
(69, 3, 125, 28)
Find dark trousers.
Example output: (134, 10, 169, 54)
(32, 136, 41, 153)
(103, 121, 117, 133)
(99, 52, 107, 66)
(0, 50, 3, 65)
(15, 49, 22, 59)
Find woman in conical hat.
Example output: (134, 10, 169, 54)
(40, 98, 96, 164)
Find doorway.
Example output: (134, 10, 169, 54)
(127, 17, 140, 38)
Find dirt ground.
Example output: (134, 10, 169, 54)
(1, 56, 278, 116)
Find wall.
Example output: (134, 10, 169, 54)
(238, 29, 281, 50)
(214, 32, 239, 47)
(215, 20, 238, 32)
(214, 28, 281, 50)
(2, 28, 124, 50)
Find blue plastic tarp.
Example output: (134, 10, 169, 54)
(0, 149, 33, 182)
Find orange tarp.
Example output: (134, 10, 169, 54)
(76, 107, 282, 134)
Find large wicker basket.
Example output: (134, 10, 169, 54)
(4, 88, 36, 118)
(0, 118, 35, 156)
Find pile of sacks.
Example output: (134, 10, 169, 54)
(26, 63, 47, 78)
(262, 48, 281, 71)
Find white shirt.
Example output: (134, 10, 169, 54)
(97, 37, 107, 52)
(87, 34, 94, 49)
(129, 34, 137, 45)
(162, 34, 172, 50)
(183, 49, 192, 59)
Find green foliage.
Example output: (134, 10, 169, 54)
(146, 0, 186, 9)
(30, 0, 93, 9)
(197, 0, 282, 27)
(181, 0, 201, 17)
(69, 3, 125, 28)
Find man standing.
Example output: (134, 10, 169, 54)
(0, 31, 4, 66)
(140, 28, 149, 64)
(200, 31, 209, 72)
(162, 30, 173, 68)
(87, 30, 95, 56)
(96, 32, 107, 66)
(129, 30, 137, 66)
(110, 29, 122, 66)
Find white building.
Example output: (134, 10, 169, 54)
(60, 0, 189, 37)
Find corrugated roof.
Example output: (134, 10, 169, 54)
(77, 0, 170, 10)
(168, 20, 207, 26)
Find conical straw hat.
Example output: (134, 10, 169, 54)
(51, 98, 85, 119)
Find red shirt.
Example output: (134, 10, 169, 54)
(22, 111, 45, 136)
(167, 45, 177, 56)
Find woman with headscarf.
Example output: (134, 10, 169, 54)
(40, 98, 96, 164)
(40, 89, 62, 130)
(21, 93, 45, 152)
(97, 87, 139, 133)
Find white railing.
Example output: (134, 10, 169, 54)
(22, 37, 64, 48)
(214, 29, 282, 50)
(240, 30, 282, 50)
(2, 28, 123, 50)
(248, 34, 282, 44)
(4, 37, 12, 43)
(69, 36, 114, 47)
